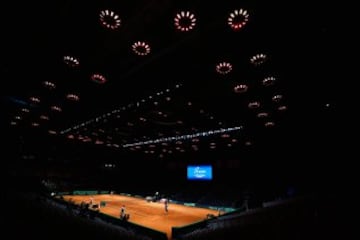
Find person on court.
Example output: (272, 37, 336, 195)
(120, 205, 126, 219)
(164, 199, 168, 214)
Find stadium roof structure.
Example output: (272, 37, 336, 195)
(1, 1, 345, 182)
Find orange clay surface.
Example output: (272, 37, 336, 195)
(62, 194, 221, 239)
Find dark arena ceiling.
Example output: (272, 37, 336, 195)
(1, 0, 345, 181)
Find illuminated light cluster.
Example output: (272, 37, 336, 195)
(272, 94, 283, 102)
(15, 116, 22, 120)
(40, 115, 49, 120)
(123, 126, 242, 148)
(43, 81, 56, 90)
(21, 108, 30, 113)
(174, 11, 196, 32)
(248, 101, 260, 109)
(278, 105, 287, 111)
(29, 97, 40, 103)
(234, 84, 248, 93)
(99, 10, 121, 30)
(221, 133, 230, 138)
(51, 105, 62, 112)
(48, 130, 57, 135)
(132, 41, 151, 56)
(250, 53, 267, 66)
(66, 93, 80, 101)
(31, 122, 40, 127)
(10, 121, 17, 126)
(91, 73, 107, 84)
(263, 76, 276, 86)
(63, 56, 79, 67)
(228, 9, 249, 30)
(216, 62, 232, 75)
(245, 141, 252, 146)
(257, 112, 269, 118)
(264, 121, 275, 127)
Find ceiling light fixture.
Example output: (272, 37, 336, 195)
(99, 9, 121, 30)
(216, 62, 232, 75)
(43, 81, 56, 90)
(262, 76, 276, 86)
(174, 11, 196, 32)
(66, 93, 80, 101)
(250, 53, 267, 66)
(248, 101, 260, 109)
(51, 105, 62, 112)
(63, 56, 79, 67)
(264, 121, 275, 127)
(132, 41, 151, 56)
(29, 97, 40, 103)
(278, 105, 287, 111)
(40, 115, 49, 120)
(256, 112, 269, 118)
(91, 73, 107, 84)
(272, 94, 283, 102)
(228, 9, 249, 30)
(234, 84, 248, 93)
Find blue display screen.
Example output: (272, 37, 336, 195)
(187, 165, 212, 180)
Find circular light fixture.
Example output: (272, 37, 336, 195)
(174, 11, 196, 32)
(91, 73, 107, 84)
(264, 121, 275, 127)
(262, 76, 276, 86)
(99, 9, 121, 30)
(132, 41, 151, 56)
(228, 9, 249, 30)
(40, 115, 49, 120)
(278, 105, 288, 111)
(66, 93, 80, 101)
(51, 105, 62, 112)
(43, 81, 56, 90)
(234, 84, 248, 93)
(250, 53, 267, 66)
(63, 56, 79, 67)
(248, 101, 260, 109)
(31, 122, 40, 127)
(29, 96, 40, 103)
(257, 112, 268, 118)
(245, 141, 252, 146)
(272, 94, 283, 102)
(216, 62, 232, 75)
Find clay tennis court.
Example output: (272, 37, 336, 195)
(62, 194, 221, 239)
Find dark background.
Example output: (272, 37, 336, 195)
(0, 0, 351, 197)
